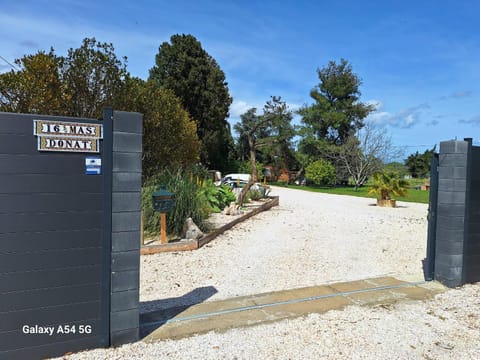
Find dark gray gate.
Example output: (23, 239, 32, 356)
(427, 138, 480, 287)
(425, 153, 439, 280)
(464, 145, 480, 283)
(0, 112, 112, 358)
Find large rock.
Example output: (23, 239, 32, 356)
(181, 217, 204, 240)
(223, 202, 244, 216)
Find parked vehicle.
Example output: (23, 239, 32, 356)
(222, 173, 251, 188)
(294, 177, 307, 186)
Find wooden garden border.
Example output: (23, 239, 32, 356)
(140, 196, 279, 255)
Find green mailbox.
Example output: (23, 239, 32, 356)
(152, 187, 175, 212)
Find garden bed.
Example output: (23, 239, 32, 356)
(140, 196, 279, 255)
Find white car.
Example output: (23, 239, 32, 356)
(222, 173, 251, 188)
(222, 174, 265, 193)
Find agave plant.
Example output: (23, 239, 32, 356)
(368, 171, 409, 204)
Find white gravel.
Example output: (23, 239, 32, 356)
(59, 284, 480, 359)
(58, 186, 480, 359)
(141, 186, 429, 312)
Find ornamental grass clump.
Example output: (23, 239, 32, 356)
(142, 169, 210, 236)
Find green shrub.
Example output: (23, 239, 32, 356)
(248, 189, 262, 201)
(305, 159, 336, 186)
(247, 185, 271, 201)
(199, 181, 236, 212)
(218, 184, 237, 208)
(142, 169, 210, 236)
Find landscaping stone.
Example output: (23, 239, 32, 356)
(223, 201, 244, 216)
(180, 217, 204, 240)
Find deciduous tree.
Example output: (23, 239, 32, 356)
(138, 82, 201, 180)
(0, 50, 63, 114)
(61, 38, 128, 118)
(0, 38, 129, 119)
(336, 122, 401, 190)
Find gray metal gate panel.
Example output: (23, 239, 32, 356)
(0, 112, 111, 359)
(464, 146, 480, 283)
(425, 153, 439, 280)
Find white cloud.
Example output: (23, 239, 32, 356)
(367, 103, 430, 129)
(366, 99, 384, 111)
(287, 102, 302, 112)
(229, 98, 302, 120)
(229, 100, 258, 118)
(368, 111, 390, 123)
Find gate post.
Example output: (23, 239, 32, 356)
(109, 110, 142, 345)
(425, 153, 439, 280)
(433, 139, 470, 287)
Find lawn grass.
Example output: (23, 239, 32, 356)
(270, 182, 430, 204)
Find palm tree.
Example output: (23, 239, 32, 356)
(368, 171, 409, 207)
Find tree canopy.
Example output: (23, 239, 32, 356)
(0, 50, 63, 114)
(235, 96, 297, 171)
(1, 36, 400, 189)
(139, 82, 200, 179)
(405, 147, 436, 178)
(262, 96, 297, 170)
(295, 59, 376, 184)
(298, 59, 374, 148)
(0, 38, 129, 119)
(234, 96, 296, 203)
(149, 34, 234, 171)
(61, 38, 128, 118)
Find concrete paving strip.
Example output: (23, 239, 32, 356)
(141, 276, 446, 342)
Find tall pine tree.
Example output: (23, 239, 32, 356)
(149, 34, 234, 171)
(299, 59, 374, 148)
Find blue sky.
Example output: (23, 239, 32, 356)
(1, 0, 479, 158)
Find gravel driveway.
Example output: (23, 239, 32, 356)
(141, 186, 429, 312)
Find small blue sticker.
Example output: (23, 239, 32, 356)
(86, 156, 102, 175)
